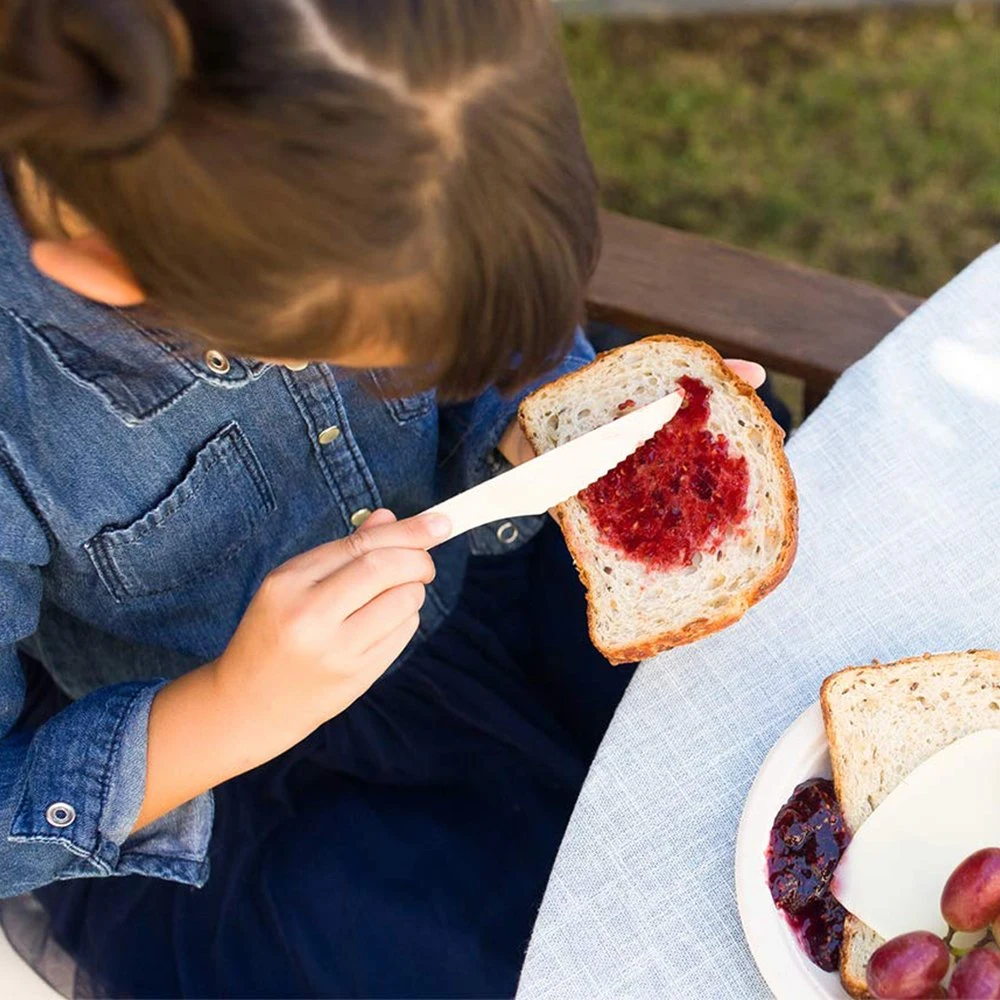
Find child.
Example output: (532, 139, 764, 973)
(0, 2, 761, 996)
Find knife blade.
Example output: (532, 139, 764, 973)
(428, 390, 683, 543)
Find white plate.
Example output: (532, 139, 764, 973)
(735, 702, 849, 1000)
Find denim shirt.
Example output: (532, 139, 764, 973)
(0, 179, 593, 898)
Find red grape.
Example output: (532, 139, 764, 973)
(867, 932, 951, 999)
(947, 948, 1000, 999)
(942, 849, 1000, 933)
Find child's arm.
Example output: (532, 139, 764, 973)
(132, 510, 447, 831)
(0, 458, 205, 896)
(0, 469, 443, 898)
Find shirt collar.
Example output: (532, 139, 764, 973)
(0, 172, 270, 421)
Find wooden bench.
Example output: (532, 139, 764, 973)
(588, 210, 923, 415)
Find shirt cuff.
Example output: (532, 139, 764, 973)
(8, 680, 212, 888)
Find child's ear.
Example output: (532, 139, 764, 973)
(31, 233, 146, 307)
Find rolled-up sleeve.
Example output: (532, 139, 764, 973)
(0, 452, 212, 898)
(437, 329, 594, 555)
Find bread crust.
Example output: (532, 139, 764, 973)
(519, 334, 798, 664)
(820, 650, 1000, 817)
(839, 916, 872, 998)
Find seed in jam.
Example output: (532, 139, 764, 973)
(767, 777, 851, 973)
(580, 377, 750, 570)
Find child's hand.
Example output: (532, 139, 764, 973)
(133, 509, 452, 833)
(498, 420, 537, 467)
(213, 509, 449, 745)
(498, 359, 766, 467)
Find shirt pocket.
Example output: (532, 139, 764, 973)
(382, 390, 435, 425)
(367, 371, 435, 425)
(85, 422, 276, 603)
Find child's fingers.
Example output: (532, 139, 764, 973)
(278, 510, 394, 579)
(724, 359, 766, 389)
(345, 581, 427, 651)
(359, 613, 422, 672)
(290, 511, 449, 580)
(312, 547, 435, 620)
(334, 514, 448, 569)
(361, 508, 397, 530)
(366, 512, 451, 551)
(498, 421, 536, 467)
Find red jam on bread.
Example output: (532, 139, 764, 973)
(579, 376, 750, 570)
(767, 778, 851, 972)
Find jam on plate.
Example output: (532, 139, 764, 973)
(767, 777, 851, 972)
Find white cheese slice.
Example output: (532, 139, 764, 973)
(831, 730, 1000, 941)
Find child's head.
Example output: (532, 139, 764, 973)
(0, 0, 598, 397)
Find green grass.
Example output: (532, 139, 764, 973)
(562, 5, 1000, 296)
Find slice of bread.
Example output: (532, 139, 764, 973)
(518, 335, 797, 663)
(820, 650, 1000, 997)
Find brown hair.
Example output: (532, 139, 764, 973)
(0, 0, 599, 399)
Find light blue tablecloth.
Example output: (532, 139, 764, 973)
(518, 246, 1000, 1000)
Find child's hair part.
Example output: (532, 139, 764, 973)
(0, 0, 599, 398)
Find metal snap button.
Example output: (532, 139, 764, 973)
(283, 360, 309, 371)
(46, 802, 76, 828)
(318, 426, 341, 446)
(496, 521, 520, 545)
(350, 508, 374, 529)
(204, 349, 231, 375)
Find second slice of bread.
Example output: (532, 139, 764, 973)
(821, 650, 1000, 997)
(518, 335, 797, 663)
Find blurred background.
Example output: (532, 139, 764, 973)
(558, 1, 998, 299)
